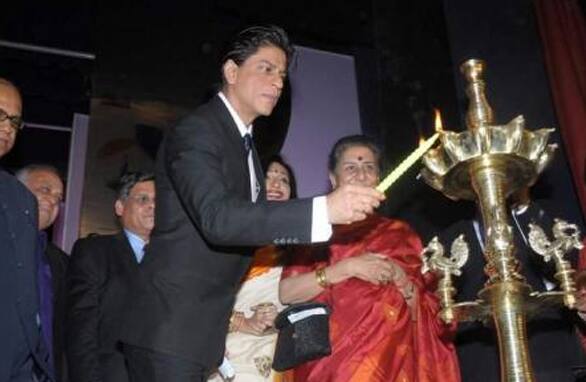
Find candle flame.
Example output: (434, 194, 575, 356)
(434, 108, 443, 132)
(418, 136, 425, 146)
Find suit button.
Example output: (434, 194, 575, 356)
(1, 203, 6, 209)
(24, 209, 30, 215)
(16, 262, 23, 268)
(10, 232, 15, 239)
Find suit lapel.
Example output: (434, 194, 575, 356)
(209, 96, 247, 157)
(209, 95, 263, 201)
(114, 232, 141, 269)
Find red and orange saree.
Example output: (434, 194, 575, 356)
(282, 215, 460, 382)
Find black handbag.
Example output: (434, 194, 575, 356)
(272, 302, 332, 371)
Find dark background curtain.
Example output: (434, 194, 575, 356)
(535, 0, 586, 221)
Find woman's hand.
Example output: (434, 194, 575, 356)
(238, 303, 278, 336)
(334, 252, 399, 285)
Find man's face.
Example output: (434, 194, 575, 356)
(23, 169, 64, 230)
(0, 83, 22, 158)
(223, 45, 287, 124)
(115, 180, 155, 241)
(329, 145, 380, 189)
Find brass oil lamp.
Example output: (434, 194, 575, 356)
(420, 59, 583, 381)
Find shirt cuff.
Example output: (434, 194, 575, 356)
(311, 196, 332, 243)
(578, 311, 586, 322)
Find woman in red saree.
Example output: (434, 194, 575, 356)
(279, 135, 460, 382)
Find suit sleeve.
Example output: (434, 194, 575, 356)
(66, 238, 107, 382)
(165, 113, 313, 246)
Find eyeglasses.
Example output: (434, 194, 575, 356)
(128, 194, 155, 206)
(0, 108, 24, 131)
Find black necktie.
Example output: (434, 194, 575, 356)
(243, 133, 253, 155)
(243, 133, 259, 201)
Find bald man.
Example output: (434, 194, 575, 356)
(17, 164, 68, 382)
(0, 79, 54, 381)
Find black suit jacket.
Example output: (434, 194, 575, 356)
(121, 95, 313, 369)
(440, 202, 585, 381)
(0, 168, 54, 381)
(46, 242, 69, 382)
(66, 233, 140, 382)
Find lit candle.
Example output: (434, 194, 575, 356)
(376, 133, 440, 193)
(376, 109, 444, 193)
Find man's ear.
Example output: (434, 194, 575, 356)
(114, 200, 124, 218)
(328, 172, 337, 189)
(222, 60, 239, 85)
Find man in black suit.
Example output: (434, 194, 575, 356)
(121, 25, 384, 380)
(17, 164, 69, 382)
(0, 78, 54, 381)
(66, 172, 155, 382)
(441, 189, 586, 381)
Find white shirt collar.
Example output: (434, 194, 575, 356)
(218, 91, 253, 138)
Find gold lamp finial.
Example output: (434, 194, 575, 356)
(460, 59, 494, 130)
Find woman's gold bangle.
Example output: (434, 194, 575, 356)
(315, 267, 330, 288)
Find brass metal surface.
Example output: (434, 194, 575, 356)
(419, 59, 582, 381)
(421, 235, 470, 323)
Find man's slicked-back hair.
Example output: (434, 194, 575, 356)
(220, 25, 294, 77)
(116, 172, 155, 201)
(328, 135, 382, 172)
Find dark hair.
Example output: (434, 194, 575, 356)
(220, 25, 294, 78)
(116, 172, 155, 201)
(16, 163, 63, 184)
(328, 135, 382, 172)
(265, 154, 297, 199)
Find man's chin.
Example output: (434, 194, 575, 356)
(257, 103, 277, 116)
(0, 142, 12, 157)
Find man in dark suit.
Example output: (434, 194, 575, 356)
(121, 26, 384, 380)
(441, 189, 586, 381)
(17, 164, 69, 382)
(0, 78, 54, 381)
(66, 172, 155, 382)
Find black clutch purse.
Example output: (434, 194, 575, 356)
(272, 302, 332, 371)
